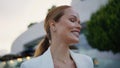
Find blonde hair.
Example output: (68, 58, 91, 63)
(34, 5, 71, 57)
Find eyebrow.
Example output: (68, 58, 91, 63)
(70, 15, 77, 19)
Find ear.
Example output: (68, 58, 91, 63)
(49, 20, 56, 32)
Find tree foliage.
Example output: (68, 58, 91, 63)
(86, 0, 120, 53)
(48, 5, 56, 12)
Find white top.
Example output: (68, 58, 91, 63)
(20, 47, 94, 68)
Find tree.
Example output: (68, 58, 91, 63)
(48, 5, 56, 12)
(86, 0, 120, 53)
(28, 22, 38, 28)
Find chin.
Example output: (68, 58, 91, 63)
(66, 36, 80, 44)
(70, 38, 79, 44)
(74, 40, 79, 44)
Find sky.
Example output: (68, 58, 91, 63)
(0, 0, 71, 56)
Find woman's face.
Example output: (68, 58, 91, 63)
(54, 7, 81, 45)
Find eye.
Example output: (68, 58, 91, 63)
(69, 18, 76, 22)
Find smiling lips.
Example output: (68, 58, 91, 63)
(71, 30, 80, 37)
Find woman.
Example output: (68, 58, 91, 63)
(20, 5, 94, 68)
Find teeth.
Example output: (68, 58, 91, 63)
(72, 32, 79, 37)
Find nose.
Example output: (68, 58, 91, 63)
(75, 22, 82, 30)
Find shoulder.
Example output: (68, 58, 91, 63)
(20, 56, 43, 68)
(20, 48, 51, 68)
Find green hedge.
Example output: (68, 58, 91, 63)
(86, 0, 120, 53)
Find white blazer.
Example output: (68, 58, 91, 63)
(20, 47, 94, 68)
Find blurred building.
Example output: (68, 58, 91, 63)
(11, 21, 45, 54)
(11, 0, 108, 55)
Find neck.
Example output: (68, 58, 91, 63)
(50, 42, 71, 63)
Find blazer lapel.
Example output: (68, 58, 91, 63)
(40, 47, 54, 68)
(70, 50, 86, 68)
(38, 48, 90, 68)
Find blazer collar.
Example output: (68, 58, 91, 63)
(41, 47, 54, 68)
(40, 47, 86, 68)
(70, 50, 86, 68)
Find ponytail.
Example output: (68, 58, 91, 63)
(34, 36, 50, 57)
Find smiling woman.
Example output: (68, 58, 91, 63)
(20, 5, 94, 68)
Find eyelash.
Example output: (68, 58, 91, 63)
(69, 18, 76, 22)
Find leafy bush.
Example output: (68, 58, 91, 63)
(86, 0, 120, 53)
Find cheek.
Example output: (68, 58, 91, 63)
(59, 23, 73, 33)
(58, 23, 73, 38)
(56, 18, 74, 36)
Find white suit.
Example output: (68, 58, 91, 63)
(20, 47, 94, 68)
